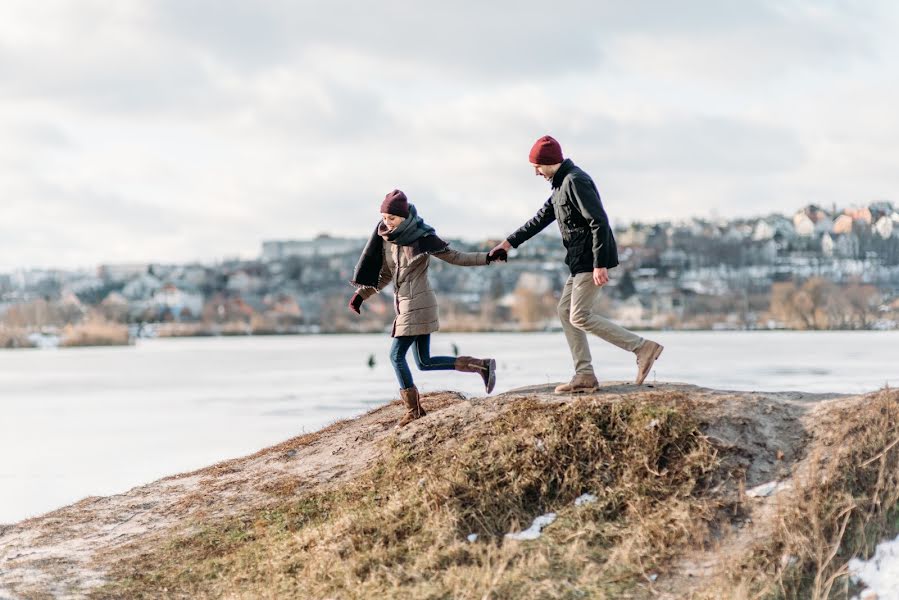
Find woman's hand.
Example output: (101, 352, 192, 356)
(348, 293, 364, 314)
(486, 248, 507, 263)
(488, 240, 511, 263)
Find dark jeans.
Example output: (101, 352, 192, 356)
(389, 334, 457, 389)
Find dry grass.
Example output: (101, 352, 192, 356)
(709, 388, 899, 599)
(92, 394, 735, 599)
(60, 320, 131, 347)
(0, 326, 35, 348)
(88, 389, 899, 599)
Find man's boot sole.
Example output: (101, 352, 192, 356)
(635, 345, 664, 385)
(553, 385, 599, 395)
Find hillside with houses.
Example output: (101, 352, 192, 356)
(2, 202, 899, 346)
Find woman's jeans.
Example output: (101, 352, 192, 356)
(389, 334, 456, 389)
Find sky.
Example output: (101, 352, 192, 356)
(1, 1, 898, 269)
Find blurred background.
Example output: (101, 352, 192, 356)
(1, 2, 898, 341)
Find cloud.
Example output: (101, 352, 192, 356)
(0, 1, 897, 269)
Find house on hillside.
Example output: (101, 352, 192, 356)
(151, 284, 204, 321)
(792, 205, 831, 237)
(874, 216, 894, 240)
(121, 273, 162, 301)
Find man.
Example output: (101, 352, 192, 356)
(490, 135, 663, 393)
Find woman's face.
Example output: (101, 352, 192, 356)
(382, 213, 405, 230)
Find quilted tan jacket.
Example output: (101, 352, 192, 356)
(358, 242, 488, 336)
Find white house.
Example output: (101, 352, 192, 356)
(874, 216, 894, 239)
(122, 274, 163, 300)
(151, 284, 204, 318)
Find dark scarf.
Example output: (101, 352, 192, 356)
(351, 205, 449, 289)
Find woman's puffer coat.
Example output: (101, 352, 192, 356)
(358, 242, 487, 336)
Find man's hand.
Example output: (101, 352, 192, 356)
(348, 293, 364, 314)
(593, 267, 609, 287)
(488, 239, 512, 262)
(486, 248, 507, 264)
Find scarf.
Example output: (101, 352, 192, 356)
(351, 204, 448, 289)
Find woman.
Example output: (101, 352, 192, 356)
(349, 189, 506, 427)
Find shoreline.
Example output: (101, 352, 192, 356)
(3, 325, 899, 351)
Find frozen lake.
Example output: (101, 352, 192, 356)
(1, 330, 898, 524)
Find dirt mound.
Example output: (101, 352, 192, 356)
(1, 383, 896, 599)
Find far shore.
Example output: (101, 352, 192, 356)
(4, 322, 899, 350)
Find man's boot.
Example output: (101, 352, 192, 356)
(635, 340, 664, 385)
(397, 385, 426, 428)
(454, 356, 496, 393)
(554, 373, 599, 394)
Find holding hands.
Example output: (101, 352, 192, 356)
(486, 247, 507, 263)
(488, 239, 512, 264)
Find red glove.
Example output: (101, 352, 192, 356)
(348, 293, 364, 314)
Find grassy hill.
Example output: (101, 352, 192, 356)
(2, 383, 898, 599)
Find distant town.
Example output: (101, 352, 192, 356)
(2, 202, 899, 347)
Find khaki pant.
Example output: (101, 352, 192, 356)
(558, 272, 644, 375)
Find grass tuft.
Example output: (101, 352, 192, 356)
(712, 388, 899, 600)
(94, 393, 735, 599)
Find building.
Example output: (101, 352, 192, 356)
(262, 235, 363, 261)
(98, 263, 150, 283)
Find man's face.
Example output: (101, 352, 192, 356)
(532, 163, 557, 181)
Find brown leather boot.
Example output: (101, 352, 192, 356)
(397, 385, 426, 428)
(454, 356, 496, 393)
(554, 373, 599, 394)
(635, 340, 664, 385)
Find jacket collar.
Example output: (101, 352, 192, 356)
(551, 158, 575, 188)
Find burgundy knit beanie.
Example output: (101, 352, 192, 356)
(528, 135, 564, 165)
(380, 189, 410, 217)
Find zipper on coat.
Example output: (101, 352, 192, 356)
(392, 244, 405, 314)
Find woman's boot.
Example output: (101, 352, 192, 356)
(454, 356, 496, 394)
(397, 385, 426, 428)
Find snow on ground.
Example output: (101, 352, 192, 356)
(746, 480, 791, 498)
(505, 513, 557, 541)
(574, 493, 598, 506)
(849, 533, 899, 600)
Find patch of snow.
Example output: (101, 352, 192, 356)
(505, 513, 557, 541)
(27, 332, 60, 349)
(574, 493, 598, 506)
(746, 480, 791, 498)
(467, 533, 478, 543)
(849, 533, 899, 600)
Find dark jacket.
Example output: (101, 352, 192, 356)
(506, 159, 618, 275)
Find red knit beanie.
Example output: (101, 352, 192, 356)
(528, 135, 564, 165)
(380, 189, 410, 217)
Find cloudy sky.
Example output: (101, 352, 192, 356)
(1, 1, 897, 269)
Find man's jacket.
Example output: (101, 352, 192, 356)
(507, 159, 619, 275)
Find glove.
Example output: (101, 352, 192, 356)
(486, 248, 508, 264)
(348, 293, 364, 314)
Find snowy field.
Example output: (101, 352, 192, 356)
(1, 330, 898, 525)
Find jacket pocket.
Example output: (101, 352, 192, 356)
(567, 229, 590, 269)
